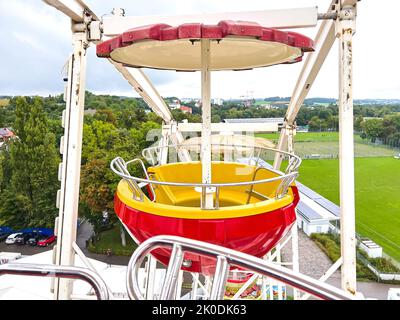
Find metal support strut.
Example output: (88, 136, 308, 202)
(337, 2, 357, 295)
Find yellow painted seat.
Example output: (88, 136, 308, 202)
(147, 161, 283, 208)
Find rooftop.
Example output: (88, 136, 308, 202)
(296, 182, 340, 222)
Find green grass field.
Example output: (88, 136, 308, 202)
(257, 131, 398, 158)
(298, 158, 400, 261)
(88, 225, 137, 256)
(258, 131, 341, 143)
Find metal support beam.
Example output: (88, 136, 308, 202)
(108, 62, 191, 162)
(54, 32, 87, 300)
(159, 244, 184, 300)
(108, 61, 173, 123)
(274, 1, 338, 170)
(301, 257, 343, 300)
(200, 39, 213, 209)
(42, 0, 98, 22)
(337, 1, 357, 295)
(209, 256, 229, 300)
(291, 222, 300, 300)
(177, 122, 280, 133)
(102, 7, 318, 36)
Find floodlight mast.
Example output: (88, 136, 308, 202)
(43, 0, 358, 299)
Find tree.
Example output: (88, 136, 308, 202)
(361, 119, 385, 142)
(0, 97, 60, 228)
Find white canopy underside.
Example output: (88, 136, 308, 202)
(110, 37, 302, 71)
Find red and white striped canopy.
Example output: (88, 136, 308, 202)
(97, 20, 313, 71)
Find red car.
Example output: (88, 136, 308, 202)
(37, 235, 56, 247)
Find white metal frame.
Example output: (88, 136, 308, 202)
(41, 0, 359, 299)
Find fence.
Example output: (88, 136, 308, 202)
(357, 253, 400, 282)
(328, 224, 400, 281)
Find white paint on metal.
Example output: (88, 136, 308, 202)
(177, 122, 279, 133)
(201, 39, 213, 209)
(108, 62, 191, 162)
(42, 0, 98, 22)
(291, 222, 300, 300)
(144, 255, 157, 299)
(337, 1, 357, 295)
(102, 7, 318, 36)
(54, 32, 87, 300)
(274, 0, 338, 170)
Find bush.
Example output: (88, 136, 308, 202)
(310, 233, 377, 281)
(310, 233, 341, 261)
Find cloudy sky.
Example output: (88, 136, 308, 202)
(0, 0, 399, 99)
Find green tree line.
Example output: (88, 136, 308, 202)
(1, 93, 399, 230)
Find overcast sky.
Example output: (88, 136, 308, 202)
(0, 0, 399, 99)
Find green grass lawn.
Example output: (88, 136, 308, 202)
(256, 132, 398, 158)
(257, 131, 340, 143)
(88, 225, 138, 256)
(298, 157, 400, 261)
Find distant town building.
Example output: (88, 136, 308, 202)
(84, 108, 97, 116)
(259, 103, 273, 109)
(168, 99, 181, 110)
(180, 105, 192, 114)
(296, 126, 309, 133)
(0, 128, 15, 147)
(212, 98, 224, 106)
(362, 117, 384, 122)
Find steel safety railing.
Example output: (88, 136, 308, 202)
(0, 263, 110, 300)
(126, 235, 358, 301)
(110, 143, 301, 209)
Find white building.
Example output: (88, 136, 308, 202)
(359, 239, 383, 258)
(168, 99, 181, 110)
(296, 182, 340, 236)
(212, 98, 224, 106)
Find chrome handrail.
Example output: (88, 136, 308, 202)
(0, 263, 110, 300)
(114, 157, 144, 201)
(126, 235, 358, 301)
(246, 167, 272, 204)
(111, 143, 301, 207)
(126, 158, 156, 202)
(142, 143, 301, 170)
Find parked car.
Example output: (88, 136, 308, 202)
(15, 233, 34, 245)
(0, 232, 12, 242)
(27, 234, 41, 246)
(5, 233, 22, 245)
(37, 235, 56, 247)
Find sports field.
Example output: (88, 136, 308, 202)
(298, 158, 400, 261)
(257, 132, 399, 158)
(257, 132, 400, 260)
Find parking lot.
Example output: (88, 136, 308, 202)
(0, 240, 55, 256)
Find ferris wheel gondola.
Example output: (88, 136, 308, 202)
(97, 20, 313, 274)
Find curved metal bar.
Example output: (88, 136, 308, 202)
(142, 143, 302, 169)
(0, 263, 110, 300)
(126, 235, 358, 301)
(126, 158, 156, 202)
(111, 158, 299, 188)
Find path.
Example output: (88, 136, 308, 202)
(281, 229, 400, 300)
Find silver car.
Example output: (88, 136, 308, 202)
(5, 233, 22, 245)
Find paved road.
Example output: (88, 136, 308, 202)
(281, 229, 400, 300)
(75, 220, 131, 266)
(2, 223, 399, 299)
(0, 220, 131, 266)
(0, 240, 54, 256)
